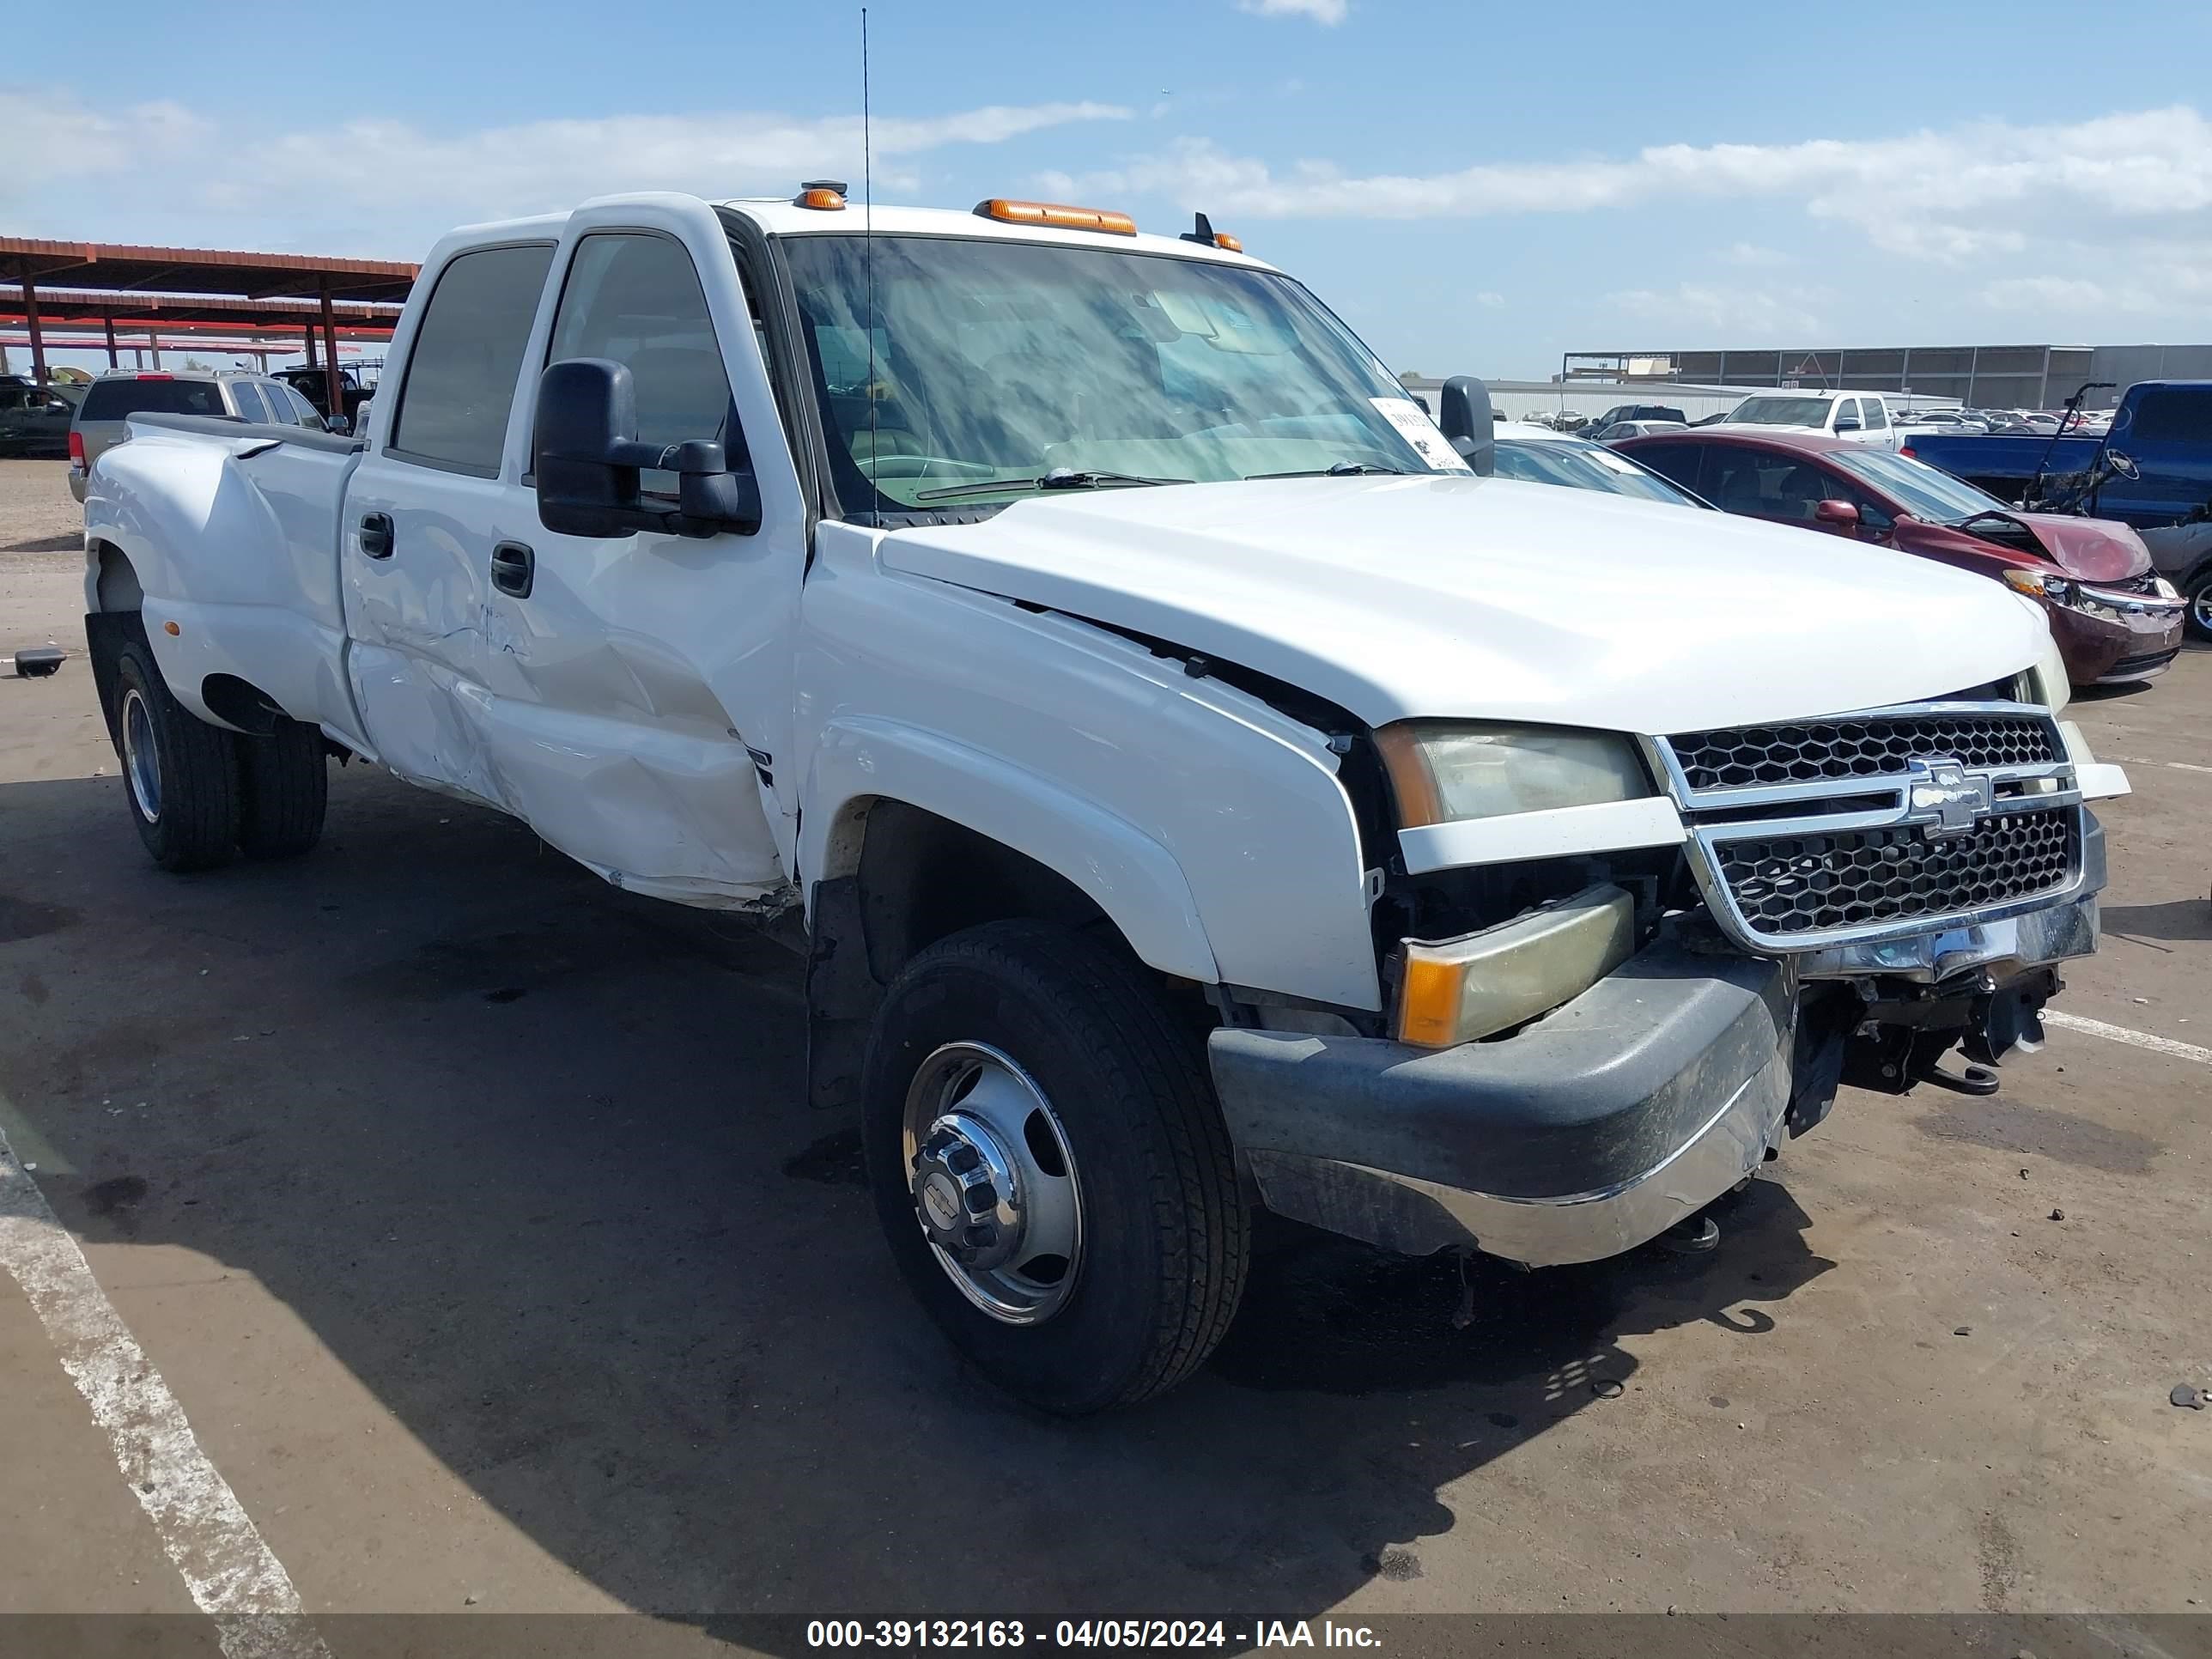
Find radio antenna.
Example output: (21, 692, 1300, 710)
(862, 5, 878, 509)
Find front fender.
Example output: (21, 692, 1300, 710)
(799, 717, 1220, 988)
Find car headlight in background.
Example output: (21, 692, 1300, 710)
(1375, 721, 1653, 826)
(2154, 576, 2180, 600)
(2000, 567, 2127, 623)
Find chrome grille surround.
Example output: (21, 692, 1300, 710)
(1648, 701, 2087, 953)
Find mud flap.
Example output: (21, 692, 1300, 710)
(82, 611, 138, 754)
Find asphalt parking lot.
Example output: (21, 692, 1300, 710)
(2, 454, 2208, 1638)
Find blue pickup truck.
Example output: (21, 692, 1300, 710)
(1903, 381, 2212, 637)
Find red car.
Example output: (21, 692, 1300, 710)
(1614, 428, 2188, 687)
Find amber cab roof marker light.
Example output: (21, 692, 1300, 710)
(794, 180, 848, 210)
(1179, 210, 1242, 253)
(974, 198, 1138, 235)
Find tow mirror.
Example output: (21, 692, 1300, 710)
(1814, 498, 1861, 532)
(1437, 375, 1495, 476)
(534, 357, 761, 539)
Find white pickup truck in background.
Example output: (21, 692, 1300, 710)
(1721, 389, 1904, 448)
(80, 187, 2127, 1413)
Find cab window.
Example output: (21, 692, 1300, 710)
(544, 231, 739, 497)
(387, 241, 557, 474)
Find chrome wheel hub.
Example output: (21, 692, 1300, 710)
(902, 1042, 1082, 1325)
(121, 688, 161, 823)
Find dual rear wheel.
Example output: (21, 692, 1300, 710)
(109, 619, 327, 871)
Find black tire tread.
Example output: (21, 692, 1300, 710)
(894, 921, 1248, 1410)
(237, 716, 328, 859)
(2184, 566, 2212, 644)
(112, 622, 239, 872)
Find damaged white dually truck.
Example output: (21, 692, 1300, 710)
(82, 189, 2130, 1413)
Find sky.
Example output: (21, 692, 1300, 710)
(9, 0, 2212, 380)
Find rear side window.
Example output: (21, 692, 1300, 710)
(1862, 398, 1887, 430)
(2127, 387, 2212, 445)
(228, 382, 270, 422)
(78, 378, 228, 421)
(387, 242, 556, 473)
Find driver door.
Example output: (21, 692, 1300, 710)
(472, 207, 810, 908)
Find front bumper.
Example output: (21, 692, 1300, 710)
(1212, 882, 2103, 1268)
(2046, 596, 2185, 685)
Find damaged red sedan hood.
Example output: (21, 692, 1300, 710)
(1994, 512, 2152, 582)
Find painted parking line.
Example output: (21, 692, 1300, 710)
(2045, 1009, 2212, 1066)
(2109, 754, 2212, 776)
(0, 1131, 330, 1659)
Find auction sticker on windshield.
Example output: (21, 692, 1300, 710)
(1370, 398, 1472, 472)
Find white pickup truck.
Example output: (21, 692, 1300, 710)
(81, 187, 2127, 1413)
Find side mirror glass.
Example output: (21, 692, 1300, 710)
(1832, 416, 1862, 433)
(1814, 498, 1861, 530)
(1437, 374, 1495, 477)
(534, 357, 761, 539)
(325, 414, 351, 436)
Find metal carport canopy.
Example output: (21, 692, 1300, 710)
(2, 234, 418, 403)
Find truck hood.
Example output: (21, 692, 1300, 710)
(879, 475, 2051, 734)
(1993, 512, 2152, 582)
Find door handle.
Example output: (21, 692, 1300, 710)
(489, 540, 535, 599)
(358, 513, 393, 559)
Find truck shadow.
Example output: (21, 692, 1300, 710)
(0, 767, 1830, 1632)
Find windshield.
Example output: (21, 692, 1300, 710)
(1492, 438, 1703, 506)
(780, 234, 1464, 516)
(1826, 447, 2010, 524)
(1726, 396, 1832, 428)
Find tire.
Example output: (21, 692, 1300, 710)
(862, 920, 1249, 1414)
(2185, 565, 2212, 644)
(111, 622, 240, 872)
(237, 715, 328, 860)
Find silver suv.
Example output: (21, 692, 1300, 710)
(69, 370, 330, 501)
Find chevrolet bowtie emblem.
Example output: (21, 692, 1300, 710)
(1907, 759, 1993, 838)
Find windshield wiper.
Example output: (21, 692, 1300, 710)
(914, 466, 1190, 503)
(1245, 460, 1408, 480)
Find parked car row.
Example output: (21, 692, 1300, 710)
(66, 369, 342, 502)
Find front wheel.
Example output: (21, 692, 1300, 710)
(111, 623, 240, 872)
(2184, 566, 2212, 643)
(861, 921, 1249, 1414)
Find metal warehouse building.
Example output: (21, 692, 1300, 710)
(1559, 345, 2212, 411)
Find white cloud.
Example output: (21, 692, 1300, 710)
(1236, 0, 1348, 22)
(0, 91, 1129, 250)
(1472, 290, 1505, 308)
(1065, 106, 2212, 266)
(237, 102, 1132, 218)
(1721, 241, 1791, 268)
(0, 89, 211, 201)
(1605, 283, 1831, 340)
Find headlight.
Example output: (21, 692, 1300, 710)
(1376, 721, 1653, 826)
(2154, 576, 2180, 600)
(2000, 566, 2126, 622)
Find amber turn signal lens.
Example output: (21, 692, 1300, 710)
(974, 198, 1138, 235)
(794, 187, 846, 210)
(1213, 232, 1243, 252)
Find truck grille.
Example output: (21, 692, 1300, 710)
(1712, 807, 2076, 938)
(1668, 713, 2057, 793)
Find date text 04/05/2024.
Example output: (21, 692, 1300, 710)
(805, 1620, 1382, 1648)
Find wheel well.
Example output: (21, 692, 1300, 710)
(850, 799, 1112, 984)
(92, 541, 143, 612)
(199, 674, 284, 737)
(804, 799, 1139, 1112)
